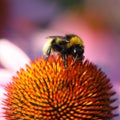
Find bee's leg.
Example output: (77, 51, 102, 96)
(64, 55, 68, 67)
(73, 54, 78, 63)
(61, 54, 68, 67)
(45, 47, 51, 61)
(47, 47, 51, 56)
(73, 54, 84, 64)
(46, 56, 49, 61)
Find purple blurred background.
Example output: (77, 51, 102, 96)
(0, 0, 120, 119)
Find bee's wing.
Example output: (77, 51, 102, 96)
(47, 35, 69, 43)
(46, 35, 64, 39)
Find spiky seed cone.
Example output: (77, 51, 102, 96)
(3, 55, 118, 120)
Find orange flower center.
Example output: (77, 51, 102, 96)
(3, 55, 118, 119)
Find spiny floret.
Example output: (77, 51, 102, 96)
(3, 55, 118, 120)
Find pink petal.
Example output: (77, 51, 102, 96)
(0, 39, 30, 72)
(0, 69, 13, 86)
(0, 87, 7, 120)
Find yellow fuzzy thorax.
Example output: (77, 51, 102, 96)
(67, 36, 84, 48)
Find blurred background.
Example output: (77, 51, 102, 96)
(0, 0, 120, 118)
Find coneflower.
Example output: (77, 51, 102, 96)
(3, 55, 118, 119)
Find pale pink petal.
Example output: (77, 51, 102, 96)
(0, 69, 13, 86)
(0, 39, 30, 72)
(113, 84, 120, 114)
(0, 87, 7, 120)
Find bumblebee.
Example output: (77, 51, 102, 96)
(43, 34, 84, 66)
